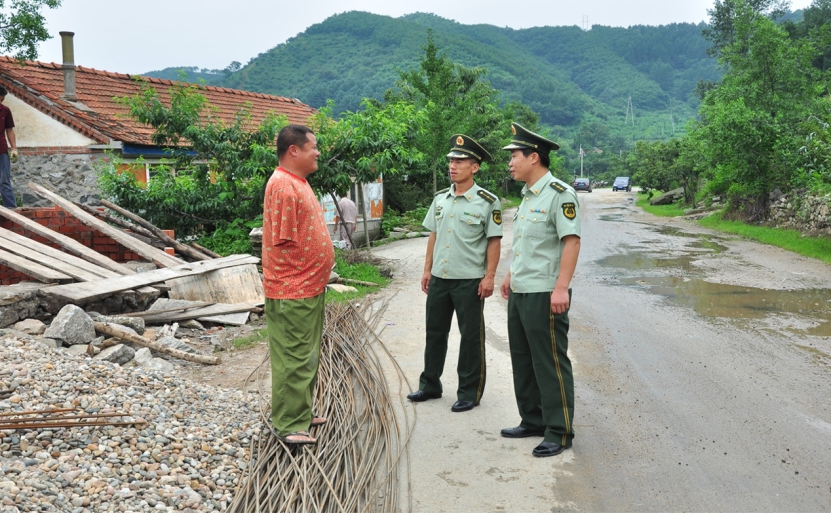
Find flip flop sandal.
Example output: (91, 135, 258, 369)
(311, 416, 327, 427)
(281, 431, 317, 445)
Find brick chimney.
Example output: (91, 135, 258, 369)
(59, 31, 77, 101)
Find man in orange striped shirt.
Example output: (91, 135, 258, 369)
(263, 124, 335, 445)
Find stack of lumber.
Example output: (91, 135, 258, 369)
(0, 183, 264, 324)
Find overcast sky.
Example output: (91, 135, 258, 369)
(35, 0, 815, 74)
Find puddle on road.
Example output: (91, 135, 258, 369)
(598, 227, 831, 337)
(599, 253, 698, 272)
(618, 276, 831, 337)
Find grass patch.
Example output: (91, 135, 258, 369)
(501, 196, 522, 209)
(698, 212, 831, 264)
(636, 191, 687, 217)
(231, 328, 267, 350)
(329, 249, 392, 303)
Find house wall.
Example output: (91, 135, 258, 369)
(0, 206, 148, 285)
(5, 95, 97, 147)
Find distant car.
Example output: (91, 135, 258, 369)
(612, 177, 631, 192)
(572, 178, 592, 192)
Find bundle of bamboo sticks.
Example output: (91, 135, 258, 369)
(227, 299, 414, 512)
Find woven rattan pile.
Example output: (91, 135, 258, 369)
(227, 299, 414, 512)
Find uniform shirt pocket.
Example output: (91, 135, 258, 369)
(525, 217, 551, 239)
(460, 215, 483, 238)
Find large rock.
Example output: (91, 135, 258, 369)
(13, 319, 46, 335)
(155, 336, 200, 355)
(649, 187, 685, 206)
(43, 305, 95, 346)
(96, 344, 135, 365)
(131, 347, 175, 373)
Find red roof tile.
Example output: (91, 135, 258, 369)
(0, 56, 318, 146)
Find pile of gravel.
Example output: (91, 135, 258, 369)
(0, 337, 263, 512)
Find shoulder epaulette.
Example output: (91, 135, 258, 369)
(550, 182, 566, 193)
(436, 188, 450, 195)
(477, 189, 497, 204)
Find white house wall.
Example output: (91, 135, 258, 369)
(5, 95, 96, 147)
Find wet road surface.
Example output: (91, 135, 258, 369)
(561, 188, 831, 511)
(373, 187, 831, 512)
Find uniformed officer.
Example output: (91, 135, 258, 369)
(498, 122, 581, 457)
(407, 134, 503, 412)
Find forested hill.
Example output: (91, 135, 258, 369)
(147, 11, 722, 139)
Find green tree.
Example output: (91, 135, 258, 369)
(0, 0, 60, 60)
(695, 2, 818, 218)
(103, 80, 287, 238)
(702, 0, 789, 57)
(386, 30, 508, 196)
(308, 99, 426, 245)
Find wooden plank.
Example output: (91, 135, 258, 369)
(40, 255, 260, 304)
(26, 182, 184, 268)
(99, 199, 212, 261)
(167, 263, 264, 303)
(123, 300, 215, 317)
(0, 234, 104, 282)
(197, 311, 251, 326)
(0, 227, 117, 281)
(0, 205, 133, 275)
(140, 298, 261, 324)
(0, 247, 73, 283)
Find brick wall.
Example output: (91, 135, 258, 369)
(0, 206, 145, 285)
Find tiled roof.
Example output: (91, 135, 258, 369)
(0, 56, 317, 146)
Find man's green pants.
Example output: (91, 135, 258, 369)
(419, 277, 486, 403)
(507, 290, 574, 447)
(266, 294, 325, 436)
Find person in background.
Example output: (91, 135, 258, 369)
(0, 86, 19, 208)
(407, 134, 502, 413)
(499, 122, 581, 457)
(262, 124, 335, 445)
(334, 194, 358, 249)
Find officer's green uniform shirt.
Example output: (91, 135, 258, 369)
(423, 183, 503, 279)
(510, 171, 581, 293)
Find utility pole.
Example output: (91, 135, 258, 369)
(669, 98, 675, 135)
(579, 146, 585, 177)
(582, 16, 589, 31)
(625, 96, 635, 127)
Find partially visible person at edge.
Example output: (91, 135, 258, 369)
(498, 122, 581, 458)
(333, 194, 358, 249)
(262, 124, 335, 445)
(0, 86, 19, 208)
(406, 134, 502, 413)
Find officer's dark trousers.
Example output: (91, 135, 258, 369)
(419, 276, 486, 403)
(507, 290, 574, 447)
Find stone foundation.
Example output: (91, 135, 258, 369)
(767, 190, 831, 237)
(10, 152, 103, 207)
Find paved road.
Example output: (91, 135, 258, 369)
(373, 188, 831, 512)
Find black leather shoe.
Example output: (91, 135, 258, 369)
(532, 441, 567, 457)
(407, 390, 441, 402)
(450, 400, 476, 412)
(500, 426, 545, 438)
